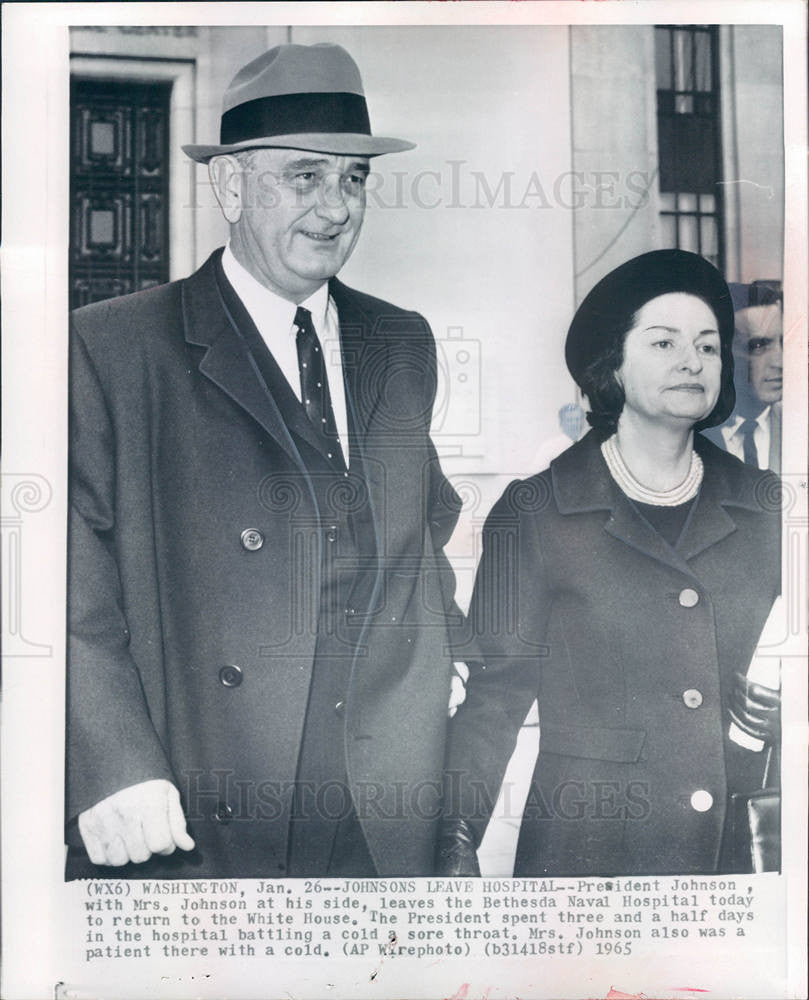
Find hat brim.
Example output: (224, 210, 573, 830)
(565, 249, 734, 385)
(183, 133, 415, 163)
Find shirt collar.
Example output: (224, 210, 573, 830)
(725, 405, 771, 436)
(221, 243, 330, 335)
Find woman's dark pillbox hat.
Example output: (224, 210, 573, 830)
(565, 248, 735, 387)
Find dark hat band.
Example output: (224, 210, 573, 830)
(220, 92, 372, 145)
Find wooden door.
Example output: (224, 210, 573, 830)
(70, 78, 171, 309)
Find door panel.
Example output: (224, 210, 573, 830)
(70, 78, 170, 308)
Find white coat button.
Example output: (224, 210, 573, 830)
(326, 525, 338, 543)
(334, 700, 346, 716)
(679, 588, 700, 608)
(690, 790, 713, 812)
(240, 528, 264, 551)
(683, 688, 703, 708)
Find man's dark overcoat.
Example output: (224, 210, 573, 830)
(67, 250, 461, 878)
(447, 431, 780, 876)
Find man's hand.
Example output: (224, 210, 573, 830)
(78, 779, 195, 866)
(449, 661, 469, 717)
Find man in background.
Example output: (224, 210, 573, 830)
(703, 280, 783, 472)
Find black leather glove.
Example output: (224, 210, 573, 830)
(729, 670, 781, 744)
(435, 818, 481, 876)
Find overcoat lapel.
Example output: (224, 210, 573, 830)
(604, 489, 695, 574)
(552, 432, 748, 574)
(181, 252, 321, 468)
(330, 277, 389, 556)
(678, 435, 763, 562)
(329, 278, 388, 441)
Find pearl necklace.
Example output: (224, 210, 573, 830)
(601, 435, 703, 506)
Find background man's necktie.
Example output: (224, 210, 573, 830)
(295, 306, 346, 470)
(739, 417, 759, 467)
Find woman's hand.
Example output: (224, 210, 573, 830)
(435, 818, 481, 876)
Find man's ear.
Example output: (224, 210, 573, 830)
(209, 155, 244, 224)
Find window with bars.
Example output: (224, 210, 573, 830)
(655, 25, 724, 270)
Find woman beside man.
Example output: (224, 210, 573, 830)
(441, 249, 780, 877)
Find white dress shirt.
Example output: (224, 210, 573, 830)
(221, 245, 350, 463)
(719, 407, 772, 469)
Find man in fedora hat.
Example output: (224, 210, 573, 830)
(67, 43, 463, 877)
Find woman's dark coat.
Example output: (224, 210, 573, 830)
(447, 431, 780, 876)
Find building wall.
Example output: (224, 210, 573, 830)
(570, 24, 785, 296)
(569, 26, 663, 305)
(721, 25, 784, 283)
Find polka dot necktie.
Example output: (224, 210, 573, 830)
(739, 417, 759, 467)
(294, 306, 346, 471)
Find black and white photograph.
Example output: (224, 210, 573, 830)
(2, 2, 807, 998)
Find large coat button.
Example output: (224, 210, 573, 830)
(682, 688, 703, 708)
(690, 790, 713, 812)
(678, 588, 700, 607)
(240, 528, 264, 551)
(326, 525, 338, 543)
(334, 700, 346, 716)
(219, 664, 243, 688)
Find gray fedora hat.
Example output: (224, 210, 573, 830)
(183, 43, 415, 162)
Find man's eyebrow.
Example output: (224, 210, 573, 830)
(283, 157, 332, 171)
(282, 157, 370, 174)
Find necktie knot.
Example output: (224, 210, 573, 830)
(294, 306, 313, 336)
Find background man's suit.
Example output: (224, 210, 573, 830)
(702, 403, 782, 474)
(67, 249, 462, 877)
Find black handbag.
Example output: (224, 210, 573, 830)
(728, 747, 780, 873)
